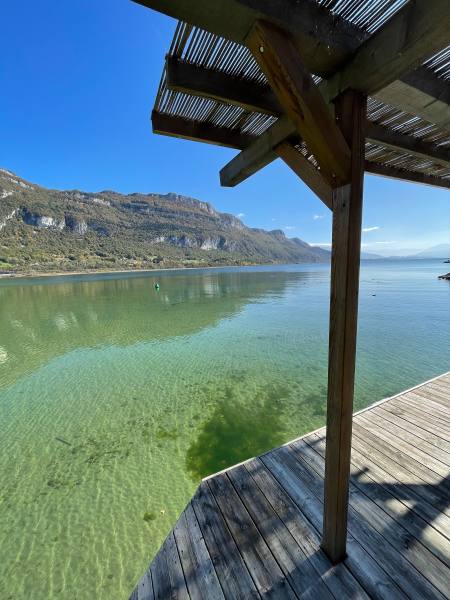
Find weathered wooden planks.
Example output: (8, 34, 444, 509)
(130, 373, 450, 599)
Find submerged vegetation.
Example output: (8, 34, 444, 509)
(186, 382, 291, 479)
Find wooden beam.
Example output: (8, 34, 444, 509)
(151, 111, 255, 149)
(246, 20, 351, 186)
(324, 0, 450, 101)
(377, 74, 450, 129)
(217, 0, 450, 186)
(365, 161, 450, 190)
(220, 116, 293, 186)
(366, 123, 450, 169)
(323, 90, 366, 564)
(166, 59, 450, 134)
(166, 57, 282, 116)
(133, 0, 367, 78)
(275, 142, 332, 210)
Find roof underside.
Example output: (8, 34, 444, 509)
(147, 0, 450, 189)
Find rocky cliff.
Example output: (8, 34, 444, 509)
(0, 168, 329, 273)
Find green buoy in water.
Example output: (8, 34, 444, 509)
(154, 283, 160, 291)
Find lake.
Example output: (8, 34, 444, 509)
(0, 260, 448, 599)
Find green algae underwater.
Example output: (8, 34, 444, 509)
(0, 262, 449, 599)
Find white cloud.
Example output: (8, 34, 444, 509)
(310, 242, 331, 247)
(313, 214, 325, 220)
(362, 226, 380, 232)
(236, 212, 245, 218)
(284, 225, 296, 230)
(375, 240, 397, 244)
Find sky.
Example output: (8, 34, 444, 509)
(1, 0, 448, 256)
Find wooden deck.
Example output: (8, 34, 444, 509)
(130, 373, 450, 599)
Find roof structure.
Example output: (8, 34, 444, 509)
(143, 0, 450, 190)
(133, 0, 450, 573)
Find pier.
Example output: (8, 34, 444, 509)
(130, 372, 450, 599)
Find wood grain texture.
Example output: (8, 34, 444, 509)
(246, 20, 351, 186)
(322, 90, 366, 563)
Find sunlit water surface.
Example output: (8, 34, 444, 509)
(0, 261, 448, 599)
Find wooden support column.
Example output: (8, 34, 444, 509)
(322, 90, 366, 564)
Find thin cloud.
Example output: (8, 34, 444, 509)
(310, 242, 331, 247)
(284, 225, 296, 230)
(313, 214, 325, 220)
(375, 240, 397, 244)
(236, 212, 245, 218)
(362, 226, 380, 232)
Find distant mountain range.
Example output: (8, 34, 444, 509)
(0, 169, 329, 274)
(318, 245, 450, 261)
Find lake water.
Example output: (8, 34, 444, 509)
(0, 261, 448, 599)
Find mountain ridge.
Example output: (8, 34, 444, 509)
(0, 169, 329, 274)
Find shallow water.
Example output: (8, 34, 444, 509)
(0, 261, 448, 599)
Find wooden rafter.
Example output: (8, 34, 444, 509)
(165, 59, 450, 170)
(165, 57, 282, 116)
(366, 161, 450, 189)
(366, 123, 450, 169)
(246, 20, 351, 187)
(151, 111, 255, 149)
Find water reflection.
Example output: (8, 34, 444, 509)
(0, 270, 314, 388)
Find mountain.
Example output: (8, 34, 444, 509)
(0, 169, 329, 274)
(412, 244, 450, 259)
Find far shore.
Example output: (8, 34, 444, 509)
(0, 256, 444, 282)
(0, 263, 281, 281)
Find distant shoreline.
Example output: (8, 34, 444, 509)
(0, 256, 446, 282)
(0, 263, 279, 281)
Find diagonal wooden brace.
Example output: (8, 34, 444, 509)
(246, 20, 351, 187)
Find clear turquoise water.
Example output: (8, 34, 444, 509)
(0, 261, 448, 599)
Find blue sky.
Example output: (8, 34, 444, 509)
(1, 0, 448, 256)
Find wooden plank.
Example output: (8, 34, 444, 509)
(378, 402, 450, 444)
(399, 394, 450, 426)
(137, 571, 154, 600)
(173, 504, 224, 600)
(412, 392, 450, 414)
(356, 414, 450, 476)
(333, 433, 450, 541)
(366, 122, 450, 170)
(166, 57, 281, 116)
(306, 433, 450, 569)
(243, 458, 371, 600)
(352, 423, 450, 497)
(264, 446, 426, 599)
(227, 463, 335, 600)
(349, 426, 450, 519)
(151, 110, 255, 149)
(151, 532, 190, 600)
(275, 142, 332, 209)
(296, 438, 450, 598)
(191, 484, 259, 599)
(322, 90, 366, 563)
(361, 410, 450, 466)
(133, 0, 367, 78)
(246, 20, 351, 186)
(365, 162, 450, 190)
(208, 473, 298, 599)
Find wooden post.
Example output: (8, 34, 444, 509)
(322, 90, 366, 564)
